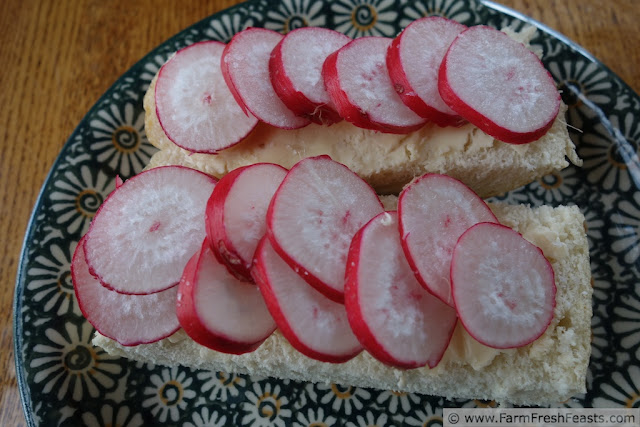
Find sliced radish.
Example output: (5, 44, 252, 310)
(221, 27, 310, 130)
(155, 41, 258, 153)
(438, 25, 560, 144)
(267, 155, 384, 302)
(386, 17, 466, 126)
(323, 36, 426, 133)
(252, 237, 362, 362)
(345, 211, 457, 368)
(451, 222, 556, 348)
(205, 163, 288, 282)
(176, 239, 276, 354)
(269, 27, 351, 125)
(72, 237, 180, 346)
(398, 174, 497, 306)
(84, 166, 216, 295)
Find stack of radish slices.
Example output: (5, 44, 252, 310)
(155, 17, 560, 154)
(73, 156, 556, 369)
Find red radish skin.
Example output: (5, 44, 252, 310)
(252, 237, 362, 363)
(322, 37, 426, 133)
(398, 173, 497, 306)
(386, 17, 466, 126)
(72, 237, 180, 346)
(451, 222, 556, 349)
(267, 155, 384, 303)
(84, 166, 216, 295)
(221, 28, 311, 130)
(270, 27, 351, 125)
(205, 163, 288, 282)
(155, 41, 258, 153)
(345, 212, 457, 369)
(438, 25, 560, 144)
(176, 239, 276, 354)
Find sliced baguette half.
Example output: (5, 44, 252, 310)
(146, 73, 579, 197)
(94, 201, 592, 406)
(144, 24, 580, 197)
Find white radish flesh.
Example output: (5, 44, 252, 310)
(344, 212, 457, 368)
(323, 36, 426, 133)
(451, 222, 556, 348)
(267, 155, 384, 302)
(252, 237, 362, 362)
(221, 27, 310, 129)
(270, 27, 351, 125)
(398, 173, 497, 306)
(206, 163, 287, 282)
(176, 239, 276, 354)
(155, 41, 258, 153)
(84, 166, 216, 295)
(386, 17, 466, 126)
(438, 25, 560, 144)
(72, 237, 180, 346)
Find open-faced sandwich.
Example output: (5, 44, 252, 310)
(72, 18, 592, 406)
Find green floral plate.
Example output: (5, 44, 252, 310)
(14, 0, 640, 425)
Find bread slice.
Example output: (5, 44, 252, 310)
(143, 25, 580, 197)
(93, 201, 592, 406)
(146, 80, 579, 197)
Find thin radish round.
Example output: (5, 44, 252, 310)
(323, 36, 426, 133)
(451, 222, 556, 348)
(221, 27, 310, 130)
(72, 237, 180, 346)
(84, 166, 216, 295)
(206, 163, 288, 282)
(386, 17, 466, 126)
(252, 237, 362, 363)
(344, 211, 457, 368)
(155, 41, 258, 153)
(438, 25, 560, 144)
(267, 155, 384, 303)
(270, 27, 351, 125)
(398, 173, 497, 306)
(176, 239, 276, 354)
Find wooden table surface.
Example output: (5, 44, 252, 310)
(1, 0, 638, 424)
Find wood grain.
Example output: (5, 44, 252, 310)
(1, 1, 638, 424)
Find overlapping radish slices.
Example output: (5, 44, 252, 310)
(73, 156, 556, 366)
(153, 19, 560, 152)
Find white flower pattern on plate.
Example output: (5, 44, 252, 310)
(29, 321, 123, 401)
(142, 366, 197, 423)
(241, 382, 292, 427)
(331, 0, 397, 38)
(89, 102, 156, 178)
(26, 240, 79, 316)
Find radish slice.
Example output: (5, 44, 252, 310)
(72, 237, 180, 346)
(205, 163, 288, 282)
(451, 222, 556, 348)
(84, 166, 216, 295)
(269, 27, 351, 125)
(345, 211, 457, 368)
(323, 36, 427, 133)
(386, 17, 466, 126)
(155, 41, 258, 153)
(438, 25, 560, 144)
(398, 174, 497, 306)
(176, 239, 276, 354)
(267, 155, 384, 302)
(221, 28, 310, 130)
(252, 237, 362, 363)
